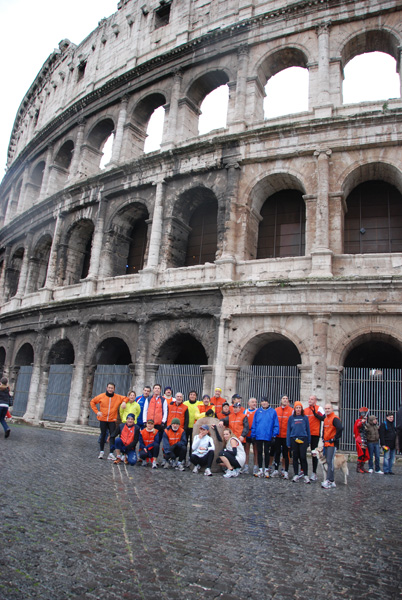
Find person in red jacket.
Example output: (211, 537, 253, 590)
(219, 401, 249, 442)
(321, 403, 343, 489)
(211, 387, 227, 418)
(272, 395, 293, 479)
(354, 407, 370, 473)
(143, 384, 168, 435)
(114, 414, 140, 465)
(90, 382, 127, 460)
(304, 395, 325, 481)
(166, 392, 189, 430)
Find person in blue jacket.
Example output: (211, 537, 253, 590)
(251, 397, 279, 478)
(286, 401, 311, 484)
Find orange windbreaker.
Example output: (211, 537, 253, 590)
(228, 411, 247, 439)
(323, 413, 337, 447)
(275, 405, 293, 438)
(165, 426, 185, 446)
(90, 392, 126, 422)
(167, 402, 188, 428)
(305, 405, 325, 436)
(146, 396, 164, 425)
(212, 396, 227, 416)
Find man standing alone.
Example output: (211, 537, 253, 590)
(90, 382, 127, 459)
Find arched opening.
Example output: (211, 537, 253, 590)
(133, 93, 166, 154)
(144, 106, 165, 153)
(198, 84, 229, 134)
(107, 203, 149, 277)
(28, 161, 45, 205)
(168, 187, 219, 268)
(344, 181, 402, 254)
(95, 338, 132, 365)
(340, 334, 402, 450)
(13, 343, 34, 417)
(43, 339, 75, 422)
(158, 333, 208, 365)
(6, 247, 24, 299)
(62, 219, 94, 285)
(264, 66, 309, 118)
(184, 199, 218, 266)
(28, 235, 52, 292)
(85, 118, 115, 174)
(99, 133, 115, 169)
(341, 30, 400, 104)
(237, 333, 301, 404)
(54, 140, 74, 170)
(257, 190, 305, 258)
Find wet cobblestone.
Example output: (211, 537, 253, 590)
(1, 424, 401, 600)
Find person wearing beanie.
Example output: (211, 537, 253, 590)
(0, 377, 13, 439)
(211, 387, 227, 419)
(113, 413, 140, 465)
(251, 397, 279, 478)
(365, 415, 383, 474)
(379, 412, 396, 474)
(286, 401, 311, 483)
(162, 417, 187, 470)
(353, 407, 370, 473)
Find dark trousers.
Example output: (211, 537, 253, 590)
(139, 443, 160, 460)
(99, 421, 116, 452)
(164, 445, 186, 462)
(274, 437, 289, 471)
(291, 438, 308, 475)
(310, 435, 320, 473)
(190, 450, 214, 468)
(256, 440, 271, 469)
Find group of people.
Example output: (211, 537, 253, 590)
(353, 407, 397, 475)
(90, 383, 377, 488)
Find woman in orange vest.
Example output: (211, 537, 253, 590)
(321, 403, 343, 489)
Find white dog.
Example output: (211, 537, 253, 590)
(311, 447, 349, 485)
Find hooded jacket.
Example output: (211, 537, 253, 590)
(251, 406, 279, 441)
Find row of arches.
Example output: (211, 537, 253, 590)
(4, 25, 402, 223)
(2, 173, 402, 300)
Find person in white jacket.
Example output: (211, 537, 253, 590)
(190, 424, 215, 476)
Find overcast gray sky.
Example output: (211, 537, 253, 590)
(0, 1, 400, 175)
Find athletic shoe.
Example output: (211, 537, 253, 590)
(185, 458, 191, 468)
(389, 472, 395, 475)
(292, 475, 299, 482)
(296, 472, 304, 481)
(304, 476, 311, 484)
(114, 457, 122, 464)
(223, 470, 235, 478)
(283, 471, 289, 480)
(176, 461, 185, 471)
(107, 453, 115, 461)
(368, 468, 374, 473)
(254, 468, 263, 478)
(5, 429, 10, 438)
(264, 469, 270, 479)
(233, 469, 240, 477)
(310, 473, 318, 482)
(329, 481, 336, 488)
(151, 460, 158, 469)
(98, 451, 104, 459)
(241, 464, 249, 474)
(160, 459, 167, 467)
(193, 464, 200, 474)
(321, 479, 332, 489)
(253, 465, 259, 475)
(204, 468, 212, 476)
(271, 470, 279, 477)
(124, 457, 129, 465)
(375, 470, 384, 474)
(142, 459, 148, 467)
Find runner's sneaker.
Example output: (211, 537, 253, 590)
(321, 479, 332, 489)
(296, 472, 304, 480)
(114, 456, 122, 464)
(151, 460, 158, 469)
(192, 464, 200, 474)
(163, 460, 170, 469)
(233, 469, 240, 477)
(107, 453, 115, 461)
(271, 470, 279, 477)
(292, 475, 299, 482)
(368, 468, 374, 473)
(241, 464, 249, 474)
(254, 468, 263, 478)
(264, 469, 270, 479)
(223, 470, 235, 478)
(283, 471, 289, 480)
(176, 461, 185, 471)
(304, 476, 311, 484)
(329, 481, 336, 488)
(98, 451, 104, 459)
(310, 473, 317, 482)
(124, 456, 129, 465)
(375, 470, 384, 474)
(204, 468, 212, 476)
(253, 465, 259, 475)
(142, 459, 148, 467)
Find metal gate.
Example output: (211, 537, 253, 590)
(236, 365, 301, 407)
(155, 364, 203, 400)
(42, 364, 73, 422)
(340, 367, 402, 451)
(12, 365, 33, 417)
(88, 365, 132, 427)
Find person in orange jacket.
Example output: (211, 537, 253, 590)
(90, 382, 127, 460)
(272, 395, 293, 479)
(304, 395, 325, 481)
(321, 403, 343, 489)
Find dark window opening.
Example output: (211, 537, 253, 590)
(154, 2, 171, 29)
(81, 234, 93, 279)
(77, 61, 87, 82)
(185, 201, 217, 267)
(344, 181, 402, 254)
(257, 190, 305, 259)
(126, 219, 147, 274)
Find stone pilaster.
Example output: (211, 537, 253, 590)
(162, 68, 183, 148)
(310, 148, 333, 277)
(68, 118, 86, 181)
(65, 326, 90, 424)
(310, 314, 330, 400)
(314, 21, 333, 117)
(108, 95, 129, 167)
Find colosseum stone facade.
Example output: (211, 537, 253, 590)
(1, 0, 402, 446)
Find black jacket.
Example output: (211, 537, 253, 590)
(379, 420, 396, 449)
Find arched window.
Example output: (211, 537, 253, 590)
(257, 190, 305, 258)
(198, 84, 229, 134)
(264, 66, 309, 119)
(343, 51, 399, 104)
(344, 181, 402, 254)
(185, 200, 218, 266)
(144, 106, 165, 153)
(126, 218, 148, 274)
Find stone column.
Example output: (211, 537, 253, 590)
(65, 326, 90, 425)
(233, 44, 249, 129)
(35, 365, 50, 422)
(310, 148, 333, 277)
(15, 234, 33, 299)
(329, 192, 346, 255)
(0, 246, 11, 299)
(314, 21, 333, 118)
(133, 320, 148, 391)
(4, 182, 18, 225)
(108, 95, 129, 167)
(68, 118, 86, 181)
(40, 144, 54, 201)
(84, 189, 108, 294)
(24, 332, 47, 422)
(4, 335, 16, 384)
(309, 314, 330, 401)
(215, 161, 240, 280)
(162, 68, 183, 149)
(16, 164, 30, 215)
(212, 315, 231, 390)
(43, 213, 64, 300)
(142, 180, 164, 285)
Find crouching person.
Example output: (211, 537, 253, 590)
(139, 419, 160, 468)
(190, 424, 215, 476)
(114, 413, 139, 465)
(162, 418, 187, 470)
(215, 427, 246, 478)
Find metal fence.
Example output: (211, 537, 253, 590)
(12, 365, 33, 417)
(155, 364, 203, 399)
(88, 365, 133, 427)
(236, 365, 301, 407)
(42, 364, 73, 422)
(340, 367, 402, 451)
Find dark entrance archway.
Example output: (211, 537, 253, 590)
(43, 340, 74, 422)
(13, 343, 34, 417)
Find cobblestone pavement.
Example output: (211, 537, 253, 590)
(1, 424, 401, 600)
